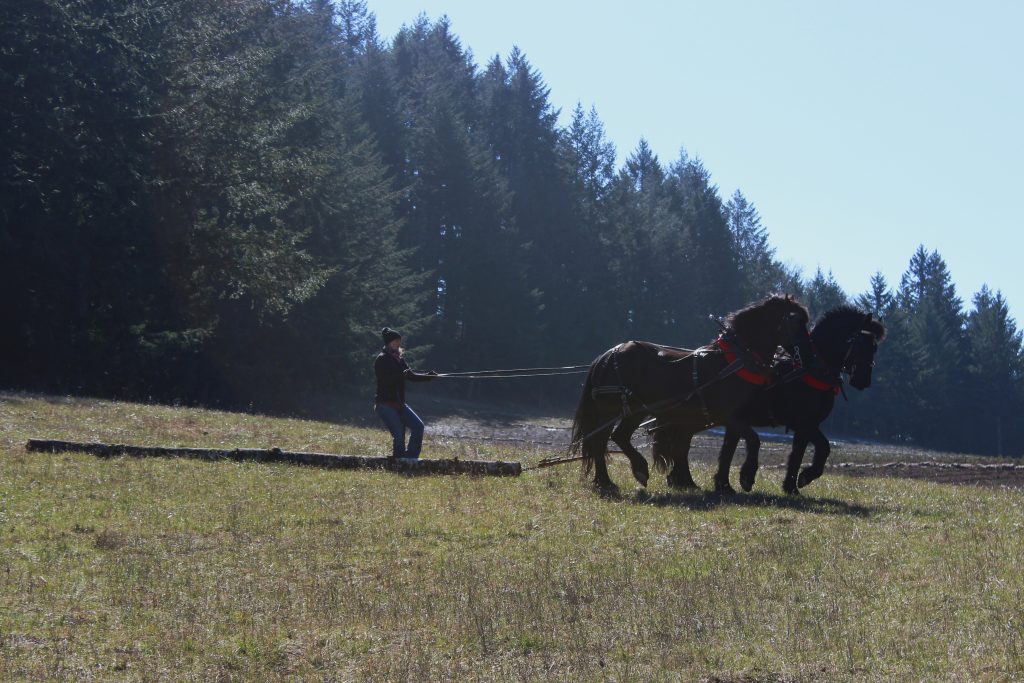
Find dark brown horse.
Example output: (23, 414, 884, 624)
(569, 295, 810, 492)
(652, 305, 886, 494)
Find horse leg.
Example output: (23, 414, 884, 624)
(782, 431, 811, 495)
(713, 422, 743, 494)
(610, 415, 650, 487)
(738, 426, 762, 493)
(588, 422, 618, 494)
(797, 427, 831, 488)
(666, 430, 699, 490)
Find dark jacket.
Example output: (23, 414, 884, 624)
(374, 349, 432, 404)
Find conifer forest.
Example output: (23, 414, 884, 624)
(3, 0, 1022, 455)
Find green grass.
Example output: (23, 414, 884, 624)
(2, 391, 1023, 681)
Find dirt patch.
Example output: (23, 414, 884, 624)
(427, 416, 1024, 489)
(825, 461, 1024, 488)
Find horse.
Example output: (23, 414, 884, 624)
(652, 305, 886, 494)
(569, 294, 810, 492)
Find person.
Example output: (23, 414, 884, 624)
(374, 327, 437, 459)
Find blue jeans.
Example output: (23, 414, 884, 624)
(375, 403, 424, 459)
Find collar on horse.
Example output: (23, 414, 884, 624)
(801, 369, 841, 394)
(714, 333, 774, 386)
(784, 337, 842, 395)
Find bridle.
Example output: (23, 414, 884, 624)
(782, 313, 877, 395)
(841, 315, 879, 382)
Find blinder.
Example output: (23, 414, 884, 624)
(844, 316, 879, 390)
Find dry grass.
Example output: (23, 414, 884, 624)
(1, 390, 1022, 681)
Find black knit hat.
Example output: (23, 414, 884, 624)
(381, 327, 402, 344)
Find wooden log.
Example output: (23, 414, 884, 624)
(25, 439, 521, 477)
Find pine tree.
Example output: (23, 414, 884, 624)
(965, 287, 1024, 455)
(0, 0, 182, 394)
(897, 246, 966, 342)
(893, 246, 969, 448)
(605, 140, 672, 341)
(803, 268, 849, 320)
(555, 103, 619, 356)
(561, 104, 617, 215)
(666, 153, 742, 335)
(724, 191, 798, 301)
(226, 0, 425, 404)
(479, 48, 577, 364)
(387, 17, 517, 373)
(856, 272, 896, 318)
(846, 272, 906, 438)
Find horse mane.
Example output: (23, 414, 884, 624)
(725, 294, 807, 334)
(811, 305, 888, 348)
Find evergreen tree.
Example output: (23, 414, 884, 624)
(199, 0, 424, 407)
(897, 246, 966, 344)
(556, 103, 619, 356)
(666, 153, 742, 335)
(893, 246, 969, 448)
(605, 140, 672, 341)
(856, 272, 896, 318)
(478, 48, 571, 364)
(965, 287, 1024, 455)
(724, 190, 794, 301)
(0, 0, 181, 393)
(561, 104, 617, 215)
(848, 272, 907, 439)
(803, 268, 849, 320)
(338, 1, 406, 174)
(388, 17, 516, 372)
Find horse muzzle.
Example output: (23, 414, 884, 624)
(848, 364, 873, 390)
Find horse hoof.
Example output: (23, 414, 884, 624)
(782, 480, 800, 496)
(739, 470, 756, 492)
(797, 469, 820, 488)
(667, 476, 700, 491)
(632, 468, 650, 488)
(715, 481, 736, 495)
(594, 481, 620, 497)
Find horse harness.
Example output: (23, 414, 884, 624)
(589, 343, 655, 418)
(773, 325, 875, 399)
(590, 333, 776, 426)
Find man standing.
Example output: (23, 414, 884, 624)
(374, 327, 436, 459)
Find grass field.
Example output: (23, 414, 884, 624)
(2, 391, 1023, 681)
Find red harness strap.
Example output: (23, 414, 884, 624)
(801, 373, 841, 395)
(715, 337, 772, 386)
(799, 339, 841, 395)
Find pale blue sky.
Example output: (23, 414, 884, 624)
(370, 1, 1023, 323)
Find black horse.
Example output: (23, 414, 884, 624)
(653, 305, 886, 494)
(569, 294, 810, 492)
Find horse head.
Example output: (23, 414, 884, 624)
(845, 313, 887, 390)
(727, 294, 810, 358)
(810, 307, 887, 390)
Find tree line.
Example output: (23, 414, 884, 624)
(2, 0, 1021, 455)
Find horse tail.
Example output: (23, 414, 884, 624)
(569, 351, 605, 476)
(650, 420, 674, 474)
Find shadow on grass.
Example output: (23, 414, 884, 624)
(628, 488, 877, 517)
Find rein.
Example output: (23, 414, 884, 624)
(434, 364, 589, 379)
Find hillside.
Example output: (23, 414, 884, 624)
(2, 392, 1022, 681)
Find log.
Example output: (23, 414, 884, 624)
(25, 439, 521, 477)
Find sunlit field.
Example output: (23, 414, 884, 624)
(2, 392, 1022, 681)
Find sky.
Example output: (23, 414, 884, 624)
(370, 1, 1023, 323)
